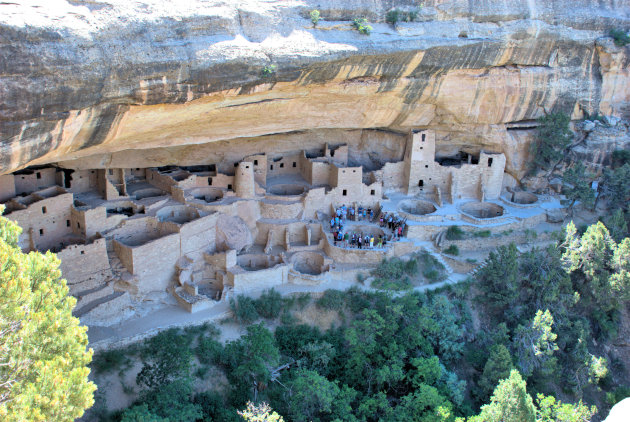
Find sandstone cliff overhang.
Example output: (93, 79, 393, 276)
(1, 0, 629, 174)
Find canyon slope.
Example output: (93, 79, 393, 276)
(1, 0, 630, 179)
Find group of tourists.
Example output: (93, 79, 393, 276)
(379, 212, 407, 240)
(332, 230, 387, 249)
(328, 204, 407, 250)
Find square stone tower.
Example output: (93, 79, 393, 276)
(403, 130, 437, 195)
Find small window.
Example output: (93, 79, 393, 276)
(331, 150, 335, 157)
(420, 147, 423, 150)
(108, 169, 113, 175)
(488, 158, 493, 167)
(270, 165, 274, 170)
(342, 189, 347, 196)
(280, 163, 284, 168)
(425, 165, 429, 168)
(136, 168, 140, 171)
(254, 160, 258, 166)
(36, 172, 41, 179)
(370, 189, 375, 196)
(227, 184, 232, 190)
(42, 206, 47, 214)
(418, 180, 424, 187)
(77, 222, 81, 229)
(342, 170, 345, 173)
(292, 162, 296, 168)
(353, 170, 356, 173)
(245, 165, 249, 169)
(66, 220, 70, 227)
(91, 170, 95, 174)
(80, 251, 85, 255)
(234, 163, 239, 167)
(422, 133, 426, 142)
(39, 229, 44, 236)
(208, 178, 212, 185)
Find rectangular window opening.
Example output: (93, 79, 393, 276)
(342, 189, 347, 196)
(270, 165, 274, 170)
(292, 162, 296, 168)
(280, 163, 284, 168)
(42, 206, 47, 214)
(227, 184, 233, 190)
(39, 229, 44, 236)
(254, 160, 258, 166)
(234, 163, 239, 167)
(108, 169, 113, 175)
(36, 172, 41, 179)
(80, 251, 85, 255)
(208, 178, 212, 186)
(370, 189, 375, 196)
(77, 222, 81, 229)
(66, 220, 70, 227)
(488, 158, 493, 167)
(418, 180, 424, 188)
(422, 133, 426, 142)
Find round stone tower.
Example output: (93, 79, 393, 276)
(234, 161, 255, 198)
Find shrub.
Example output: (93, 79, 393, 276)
(610, 28, 630, 46)
(261, 64, 277, 78)
(353, 18, 372, 35)
(423, 269, 440, 281)
(474, 230, 491, 238)
(92, 348, 129, 375)
(310, 9, 321, 26)
(446, 225, 465, 240)
(316, 289, 346, 311)
(408, 9, 419, 21)
(254, 288, 283, 319)
(466, 258, 477, 264)
(196, 337, 224, 366)
(445, 245, 460, 256)
(230, 295, 260, 324)
(386, 9, 401, 26)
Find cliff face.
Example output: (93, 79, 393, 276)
(1, 0, 629, 177)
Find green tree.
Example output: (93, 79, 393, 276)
(476, 243, 520, 317)
(536, 393, 597, 422)
(562, 163, 595, 213)
(0, 207, 96, 421)
(604, 208, 629, 242)
(531, 112, 573, 172)
(471, 370, 536, 422)
(310, 9, 321, 27)
(513, 310, 559, 377)
(238, 401, 284, 422)
(478, 345, 513, 401)
(120, 404, 167, 422)
(286, 369, 340, 421)
(136, 328, 193, 389)
(602, 163, 630, 211)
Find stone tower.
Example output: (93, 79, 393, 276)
(404, 130, 436, 195)
(234, 161, 255, 198)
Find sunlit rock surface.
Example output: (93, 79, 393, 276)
(1, 0, 629, 177)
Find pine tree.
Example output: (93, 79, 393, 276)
(478, 345, 513, 400)
(471, 370, 536, 422)
(0, 207, 96, 421)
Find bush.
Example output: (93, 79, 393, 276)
(316, 289, 346, 311)
(423, 269, 440, 281)
(92, 348, 130, 375)
(230, 295, 260, 324)
(254, 288, 283, 319)
(261, 64, 277, 78)
(408, 9, 419, 21)
(310, 9, 321, 26)
(610, 28, 630, 46)
(474, 230, 491, 238)
(446, 225, 465, 240)
(386, 9, 401, 25)
(196, 337, 224, 366)
(444, 245, 460, 256)
(353, 18, 372, 35)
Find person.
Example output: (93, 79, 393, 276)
(342, 205, 347, 221)
(362, 208, 367, 220)
(357, 206, 363, 221)
(388, 214, 393, 230)
(336, 207, 342, 219)
(379, 214, 384, 227)
(337, 231, 343, 245)
(335, 216, 340, 227)
(344, 232, 349, 247)
(333, 230, 338, 246)
(398, 226, 403, 239)
(349, 207, 355, 221)
(369, 235, 374, 248)
(330, 217, 335, 229)
(357, 235, 362, 249)
(351, 233, 356, 247)
(377, 235, 383, 248)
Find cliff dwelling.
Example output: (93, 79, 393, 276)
(0, 130, 561, 325)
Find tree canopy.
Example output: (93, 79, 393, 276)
(0, 207, 96, 421)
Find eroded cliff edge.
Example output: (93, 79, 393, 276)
(1, 0, 629, 179)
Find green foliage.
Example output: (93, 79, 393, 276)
(477, 345, 513, 401)
(408, 10, 419, 21)
(610, 28, 630, 46)
(371, 257, 416, 290)
(472, 370, 536, 422)
(604, 209, 629, 242)
(231, 295, 260, 324)
(0, 208, 96, 421)
(261, 64, 277, 78)
(444, 244, 460, 255)
(238, 401, 284, 422)
(531, 112, 573, 172)
(309, 9, 321, 26)
(562, 163, 595, 212)
(316, 289, 346, 310)
(92, 348, 132, 375)
(476, 243, 520, 316)
(602, 163, 630, 211)
(254, 288, 283, 319)
(352, 18, 372, 35)
(386, 9, 401, 25)
(612, 149, 630, 167)
(473, 230, 491, 238)
(513, 310, 559, 377)
(136, 328, 193, 389)
(138, 379, 202, 421)
(536, 394, 597, 422)
(605, 386, 630, 407)
(286, 369, 340, 421)
(120, 404, 167, 422)
(446, 225, 465, 240)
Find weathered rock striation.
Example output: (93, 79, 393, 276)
(1, 0, 630, 178)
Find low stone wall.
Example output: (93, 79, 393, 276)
(227, 264, 288, 294)
(260, 199, 303, 219)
